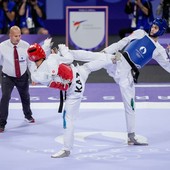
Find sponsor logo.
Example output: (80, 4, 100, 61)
(73, 20, 87, 31)
(136, 46, 147, 59)
(139, 46, 147, 54)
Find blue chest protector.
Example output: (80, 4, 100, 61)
(124, 35, 156, 68)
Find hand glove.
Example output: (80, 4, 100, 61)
(49, 81, 69, 91)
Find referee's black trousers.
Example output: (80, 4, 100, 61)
(0, 71, 32, 127)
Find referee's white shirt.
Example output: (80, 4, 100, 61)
(0, 39, 30, 77)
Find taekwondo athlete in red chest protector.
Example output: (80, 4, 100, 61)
(68, 18, 170, 146)
(27, 42, 120, 158)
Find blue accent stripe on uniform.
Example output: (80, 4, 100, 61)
(63, 110, 66, 129)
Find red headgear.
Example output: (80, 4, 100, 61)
(27, 43, 46, 62)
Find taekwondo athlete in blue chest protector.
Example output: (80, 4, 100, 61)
(69, 18, 170, 146)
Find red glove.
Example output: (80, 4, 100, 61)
(49, 81, 69, 91)
(58, 64, 73, 81)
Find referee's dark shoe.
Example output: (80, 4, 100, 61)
(25, 116, 35, 123)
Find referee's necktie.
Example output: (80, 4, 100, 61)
(14, 46, 21, 78)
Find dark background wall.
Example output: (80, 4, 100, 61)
(43, 0, 160, 36)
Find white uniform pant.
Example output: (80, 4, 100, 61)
(62, 65, 87, 151)
(70, 50, 136, 134)
(62, 52, 114, 151)
(112, 57, 135, 134)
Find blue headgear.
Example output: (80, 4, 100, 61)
(149, 18, 168, 37)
